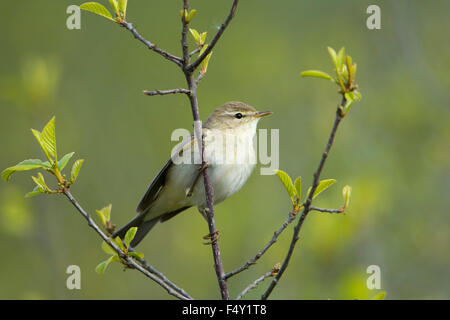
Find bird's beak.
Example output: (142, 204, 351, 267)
(253, 111, 273, 118)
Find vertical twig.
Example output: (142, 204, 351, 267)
(261, 97, 346, 300)
(179, 0, 240, 300)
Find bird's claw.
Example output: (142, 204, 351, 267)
(202, 230, 220, 245)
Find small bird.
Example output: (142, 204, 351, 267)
(113, 101, 272, 247)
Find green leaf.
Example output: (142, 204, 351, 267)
(95, 255, 118, 274)
(2, 159, 51, 182)
(199, 44, 212, 74)
(31, 172, 48, 191)
(71, 159, 84, 182)
(294, 176, 301, 200)
(342, 185, 352, 209)
(57, 152, 75, 171)
(124, 227, 138, 248)
(31, 117, 57, 163)
(102, 240, 116, 255)
(25, 185, 45, 198)
(114, 236, 126, 251)
(200, 32, 207, 45)
(189, 28, 201, 44)
(337, 47, 346, 69)
(327, 47, 338, 68)
(118, 0, 127, 16)
(187, 9, 197, 23)
(96, 204, 112, 227)
(201, 52, 213, 74)
(108, 0, 119, 14)
(40, 116, 57, 161)
(307, 179, 337, 200)
(128, 251, 144, 259)
(275, 170, 297, 205)
(301, 70, 334, 81)
(80, 2, 114, 21)
(371, 291, 386, 300)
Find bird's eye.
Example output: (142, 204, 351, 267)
(235, 113, 243, 119)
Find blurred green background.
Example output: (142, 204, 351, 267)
(0, 0, 449, 299)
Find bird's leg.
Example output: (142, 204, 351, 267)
(198, 207, 220, 245)
(186, 162, 209, 197)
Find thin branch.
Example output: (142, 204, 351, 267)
(134, 256, 193, 299)
(261, 97, 347, 300)
(180, 0, 230, 300)
(189, 46, 202, 58)
(120, 21, 183, 67)
(224, 212, 296, 280)
(143, 88, 190, 96)
(62, 189, 193, 300)
(187, 0, 239, 71)
(310, 206, 343, 214)
(235, 271, 273, 300)
(181, 1, 190, 66)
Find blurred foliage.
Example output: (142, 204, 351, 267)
(0, 0, 449, 299)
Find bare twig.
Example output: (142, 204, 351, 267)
(261, 97, 347, 300)
(310, 206, 343, 214)
(189, 46, 202, 58)
(187, 0, 239, 71)
(179, 0, 236, 300)
(143, 88, 190, 96)
(62, 189, 193, 300)
(235, 271, 273, 300)
(120, 21, 183, 67)
(181, 1, 190, 66)
(224, 212, 296, 280)
(120, 0, 240, 300)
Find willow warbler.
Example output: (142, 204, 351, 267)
(114, 101, 272, 246)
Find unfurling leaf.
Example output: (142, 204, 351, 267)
(307, 179, 337, 200)
(200, 32, 207, 45)
(102, 240, 116, 255)
(275, 170, 297, 205)
(96, 204, 112, 227)
(80, 2, 114, 21)
(118, 0, 127, 17)
(31, 172, 49, 192)
(189, 28, 201, 43)
(95, 255, 118, 274)
(336, 47, 346, 70)
(301, 70, 334, 81)
(187, 9, 197, 23)
(294, 176, 302, 200)
(342, 185, 352, 209)
(71, 159, 84, 182)
(201, 52, 213, 74)
(31, 116, 57, 163)
(124, 227, 138, 248)
(199, 44, 213, 74)
(2, 159, 51, 182)
(108, 0, 119, 14)
(118, 0, 128, 18)
(327, 47, 338, 68)
(114, 236, 126, 251)
(25, 186, 45, 198)
(58, 152, 75, 171)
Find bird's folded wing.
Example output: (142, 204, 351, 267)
(136, 134, 197, 214)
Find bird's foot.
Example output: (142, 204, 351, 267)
(202, 230, 220, 245)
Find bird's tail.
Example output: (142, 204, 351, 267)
(112, 215, 159, 248)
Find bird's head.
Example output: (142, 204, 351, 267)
(204, 101, 272, 130)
